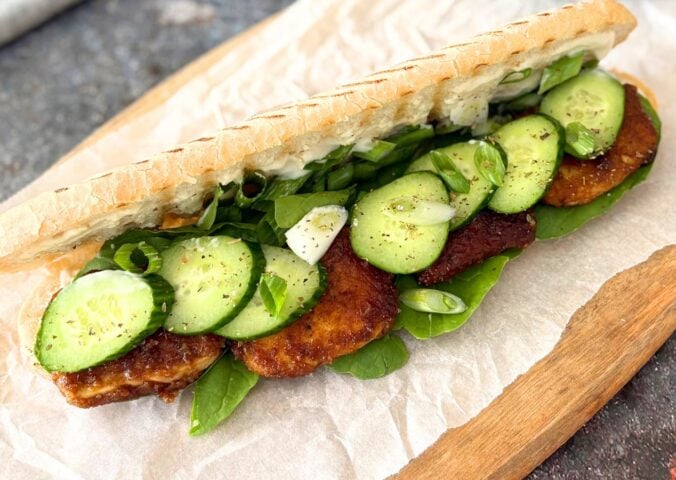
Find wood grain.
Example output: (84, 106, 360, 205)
(40, 11, 675, 479)
(396, 245, 676, 479)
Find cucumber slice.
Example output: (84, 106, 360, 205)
(217, 246, 327, 340)
(489, 115, 563, 214)
(406, 142, 498, 230)
(159, 236, 264, 334)
(35, 271, 173, 373)
(540, 69, 625, 158)
(350, 172, 450, 274)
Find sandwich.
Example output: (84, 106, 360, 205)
(1, 0, 661, 436)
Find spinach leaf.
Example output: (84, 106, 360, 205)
(213, 222, 259, 242)
(301, 145, 354, 193)
(538, 52, 584, 94)
(189, 354, 259, 436)
(216, 204, 243, 222)
(638, 94, 662, 139)
(257, 210, 287, 246)
(395, 254, 512, 339)
(274, 189, 353, 228)
(535, 165, 652, 240)
(254, 173, 311, 206)
(329, 334, 409, 379)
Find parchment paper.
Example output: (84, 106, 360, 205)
(1, 1, 674, 479)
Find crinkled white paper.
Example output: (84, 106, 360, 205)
(1, 1, 674, 479)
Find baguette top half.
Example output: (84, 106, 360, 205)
(0, 0, 636, 269)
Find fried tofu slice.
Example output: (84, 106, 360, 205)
(543, 84, 658, 207)
(417, 210, 536, 286)
(231, 229, 399, 378)
(52, 330, 224, 408)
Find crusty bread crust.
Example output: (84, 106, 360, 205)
(0, 0, 636, 268)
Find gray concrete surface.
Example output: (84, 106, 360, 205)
(0, 0, 673, 478)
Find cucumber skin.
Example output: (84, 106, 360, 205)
(540, 70, 625, 159)
(35, 274, 175, 373)
(202, 241, 267, 334)
(406, 143, 501, 231)
(488, 114, 565, 214)
(161, 239, 267, 335)
(221, 263, 328, 341)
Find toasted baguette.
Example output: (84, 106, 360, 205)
(0, 0, 636, 269)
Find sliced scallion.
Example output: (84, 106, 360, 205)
(538, 51, 585, 94)
(327, 163, 355, 190)
(235, 171, 268, 207)
(500, 68, 533, 85)
(399, 288, 467, 314)
(565, 122, 597, 158)
(354, 162, 379, 181)
(353, 140, 396, 162)
(474, 141, 506, 187)
(113, 241, 162, 275)
(386, 124, 435, 146)
(382, 196, 455, 226)
(430, 150, 470, 193)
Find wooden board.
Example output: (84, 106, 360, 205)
(43, 13, 676, 480)
(397, 245, 675, 479)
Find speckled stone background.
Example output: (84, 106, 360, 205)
(0, 1, 673, 478)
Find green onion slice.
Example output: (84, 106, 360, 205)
(354, 161, 379, 181)
(327, 163, 355, 190)
(112, 241, 162, 275)
(538, 51, 585, 94)
(386, 124, 435, 146)
(235, 171, 268, 207)
(399, 288, 467, 314)
(259, 273, 287, 318)
(500, 68, 533, 85)
(258, 173, 310, 202)
(353, 140, 396, 162)
(382, 196, 455, 226)
(474, 141, 506, 187)
(197, 184, 224, 230)
(274, 189, 353, 228)
(565, 122, 598, 158)
(430, 150, 471, 193)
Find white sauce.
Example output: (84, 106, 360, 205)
(264, 32, 615, 177)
